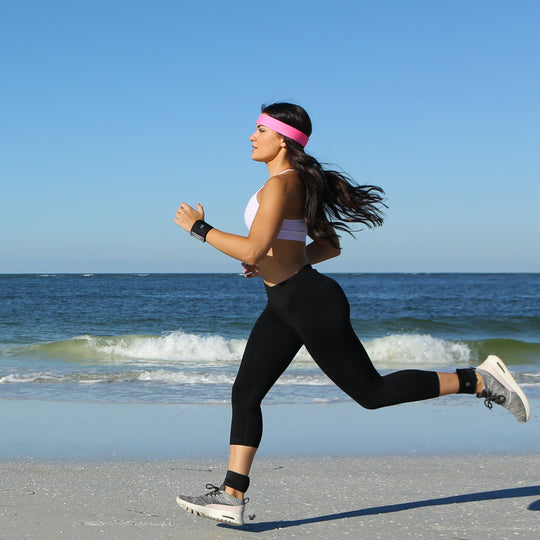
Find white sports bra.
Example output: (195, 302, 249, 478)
(244, 170, 307, 243)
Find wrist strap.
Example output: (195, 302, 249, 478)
(190, 220, 213, 242)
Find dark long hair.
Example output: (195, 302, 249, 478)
(262, 102, 386, 248)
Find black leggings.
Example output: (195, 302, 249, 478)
(230, 265, 440, 448)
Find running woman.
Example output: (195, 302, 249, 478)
(173, 102, 530, 526)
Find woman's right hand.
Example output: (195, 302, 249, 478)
(241, 262, 261, 279)
(174, 202, 204, 233)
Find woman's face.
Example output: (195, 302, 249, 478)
(250, 124, 284, 163)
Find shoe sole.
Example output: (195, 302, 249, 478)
(480, 355, 530, 423)
(176, 497, 245, 526)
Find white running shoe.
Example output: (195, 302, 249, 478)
(476, 355, 530, 423)
(176, 484, 247, 526)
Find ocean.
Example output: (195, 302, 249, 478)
(1, 272, 539, 406)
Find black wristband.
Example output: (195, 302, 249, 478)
(190, 220, 213, 242)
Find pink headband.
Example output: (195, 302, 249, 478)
(256, 113, 309, 147)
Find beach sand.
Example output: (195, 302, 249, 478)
(2, 397, 539, 538)
(1, 454, 539, 539)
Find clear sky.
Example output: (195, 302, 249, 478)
(1, 0, 538, 273)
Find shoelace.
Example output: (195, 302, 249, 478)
(203, 483, 249, 505)
(203, 484, 222, 497)
(477, 388, 506, 410)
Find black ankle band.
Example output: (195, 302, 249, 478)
(456, 368, 477, 394)
(224, 470, 250, 493)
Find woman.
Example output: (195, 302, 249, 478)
(173, 102, 530, 526)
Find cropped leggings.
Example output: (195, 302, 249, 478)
(230, 265, 440, 448)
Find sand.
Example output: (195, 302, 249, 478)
(1, 454, 539, 539)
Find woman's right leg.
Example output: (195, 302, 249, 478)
(286, 270, 527, 421)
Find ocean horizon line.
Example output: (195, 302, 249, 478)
(2, 271, 539, 276)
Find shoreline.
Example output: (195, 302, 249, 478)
(2, 397, 538, 461)
(1, 454, 539, 539)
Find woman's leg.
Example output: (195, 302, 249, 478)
(291, 272, 528, 423)
(438, 372, 483, 395)
(225, 305, 303, 497)
(225, 445, 258, 499)
(290, 273, 444, 407)
(176, 305, 303, 523)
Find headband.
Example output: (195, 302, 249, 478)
(256, 113, 309, 147)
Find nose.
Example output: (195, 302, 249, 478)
(249, 130, 257, 142)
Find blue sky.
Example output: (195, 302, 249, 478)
(1, 0, 538, 273)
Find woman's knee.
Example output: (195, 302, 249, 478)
(231, 379, 261, 413)
(357, 395, 386, 410)
(231, 380, 245, 409)
(338, 376, 387, 409)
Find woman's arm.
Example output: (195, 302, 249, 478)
(174, 177, 292, 265)
(306, 238, 341, 265)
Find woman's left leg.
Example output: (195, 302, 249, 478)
(176, 305, 303, 525)
(230, 305, 303, 448)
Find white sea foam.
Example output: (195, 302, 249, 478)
(134, 369, 331, 386)
(0, 369, 330, 387)
(275, 334, 472, 368)
(41, 331, 247, 366)
(0, 372, 64, 384)
(22, 330, 474, 369)
(136, 369, 330, 386)
(137, 369, 235, 385)
(96, 331, 245, 364)
(366, 334, 472, 367)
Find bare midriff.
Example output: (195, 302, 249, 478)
(258, 240, 310, 287)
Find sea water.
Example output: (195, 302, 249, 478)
(1, 273, 539, 405)
(1, 273, 539, 459)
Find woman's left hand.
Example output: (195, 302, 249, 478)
(174, 202, 205, 232)
(241, 262, 261, 278)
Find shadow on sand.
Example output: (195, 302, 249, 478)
(220, 485, 540, 533)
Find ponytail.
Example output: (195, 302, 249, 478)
(262, 103, 386, 248)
